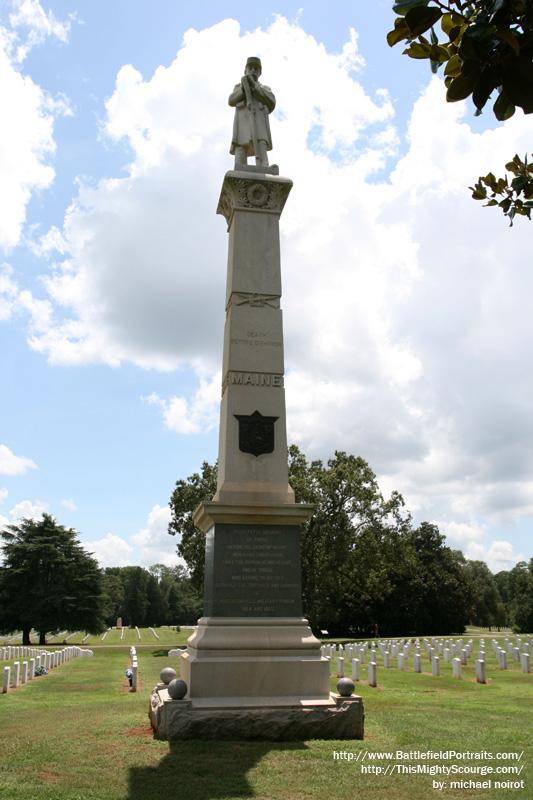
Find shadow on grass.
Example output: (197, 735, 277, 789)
(127, 740, 306, 799)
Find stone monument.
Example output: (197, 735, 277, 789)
(150, 57, 364, 740)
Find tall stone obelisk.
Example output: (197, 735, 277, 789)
(150, 58, 363, 740)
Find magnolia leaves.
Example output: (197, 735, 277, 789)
(388, 0, 533, 120)
(470, 154, 533, 224)
(388, 1, 533, 223)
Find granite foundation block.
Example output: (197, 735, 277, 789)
(150, 688, 364, 741)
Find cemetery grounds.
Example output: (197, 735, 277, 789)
(0, 626, 530, 800)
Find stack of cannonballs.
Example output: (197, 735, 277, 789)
(159, 667, 187, 699)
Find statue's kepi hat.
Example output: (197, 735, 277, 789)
(246, 56, 262, 72)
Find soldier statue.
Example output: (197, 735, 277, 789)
(229, 57, 275, 167)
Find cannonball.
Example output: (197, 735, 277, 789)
(167, 678, 188, 700)
(160, 667, 177, 685)
(336, 677, 355, 697)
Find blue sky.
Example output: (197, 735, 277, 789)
(1, 0, 532, 573)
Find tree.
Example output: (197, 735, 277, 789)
(405, 523, 476, 634)
(511, 558, 533, 632)
(387, 0, 533, 223)
(145, 572, 169, 627)
(168, 446, 475, 636)
(290, 449, 474, 636)
(121, 566, 149, 627)
(464, 558, 501, 626)
(288, 446, 416, 636)
(149, 564, 203, 625)
(0, 514, 105, 645)
(101, 570, 125, 628)
(502, 559, 533, 631)
(168, 461, 218, 592)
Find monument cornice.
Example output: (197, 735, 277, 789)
(217, 170, 293, 229)
(193, 500, 315, 531)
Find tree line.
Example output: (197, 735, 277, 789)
(101, 564, 202, 630)
(0, 514, 201, 644)
(1, 449, 531, 642)
(169, 446, 533, 637)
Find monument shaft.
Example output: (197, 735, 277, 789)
(182, 165, 329, 705)
(214, 168, 294, 505)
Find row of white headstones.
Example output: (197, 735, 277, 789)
(2, 630, 92, 645)
(321, 634, 531, 686)
(1, 645, 94, 693)
(100, 626, 156, 643)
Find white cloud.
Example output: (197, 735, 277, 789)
(8, 0, 72, 62)
(0, 488, 8, 505)
(0, 0, 74, 253)
(145, 372, 220, 434)
(131, 504, 184, 568)
(0, 444, 37, 475)
(61, 497, 77, 511)
(24, 16, 394, 371)
(8, 498, 48, 521)
(85, 532, 133, 568)
(436, 520, 488, 546)
(0, 39, 56, 249)
(466, 541, 526, 574)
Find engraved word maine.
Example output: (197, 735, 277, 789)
(222, 371, 283, 393)
(205, 525, 302, 617)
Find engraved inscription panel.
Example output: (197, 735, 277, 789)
(224, 304, 284, 375)
(204, 524, 302, 617)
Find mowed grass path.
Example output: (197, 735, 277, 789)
(0, 632, 530, 800)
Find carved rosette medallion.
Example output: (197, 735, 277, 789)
(247, 183, 269, 207)
(217, 174, 292, 225)
(234, 410, 279, 457)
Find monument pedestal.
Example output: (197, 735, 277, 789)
(149, 501, 364, 740)
(150, 163, 364, 740)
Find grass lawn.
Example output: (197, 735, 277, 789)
(0, 631, 530, 800)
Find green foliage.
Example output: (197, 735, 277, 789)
(470, 152, 533, 223)
(168, 447, 476, 637)
(464, 558, 502, 625)
(0, 514, 105, 644)
(101, 564, 202, 627)
(289, 447, 475, 636)
(168, 460, 218, 591)
(497, 558, 533, 631)
(387, 0, 533, 221)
